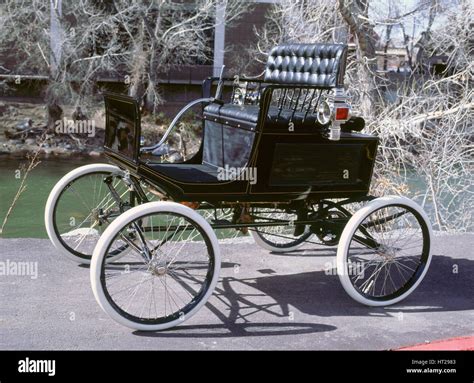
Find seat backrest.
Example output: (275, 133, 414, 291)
(264, 43, 348, 88)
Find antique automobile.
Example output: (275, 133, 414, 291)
(45, 43, 433, 331)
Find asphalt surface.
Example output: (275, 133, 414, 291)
(0, 234, 473, 350)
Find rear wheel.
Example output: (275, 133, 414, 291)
(337, 196, 432, 306)
(90, 201, 221, 331)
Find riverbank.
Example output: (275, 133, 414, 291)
(0, 101, 105, 158)
(0, 140, 105, 159)
(0, 100, 194, 158)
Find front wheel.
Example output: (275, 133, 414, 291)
(90, 201, 221, 331)
(45, 163, 130, 264)
(337, 196, 432, 306)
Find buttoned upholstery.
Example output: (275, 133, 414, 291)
(264, 43, 348, 88)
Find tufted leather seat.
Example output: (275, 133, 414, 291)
(264, 43, 347, 88)
(203, 43, 358, 136)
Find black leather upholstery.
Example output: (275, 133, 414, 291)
(202, 115, 256, 169)
(204, 103, 260, 124)
(204, 103, 317, 127)
(264, 43, 348, 88)
(204, 103, 363, 131)
(267, 107, 321, 129)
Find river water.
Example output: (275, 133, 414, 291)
(0, 156, 104, 238)
(0, 156, 470, 238)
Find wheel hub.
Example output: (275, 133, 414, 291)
(311, 210, 346, 245)
(152, 266, 167, 276)
(91, 208, 100, 223)
(377, 245, 396, 261)
(149, 254, 168, 276)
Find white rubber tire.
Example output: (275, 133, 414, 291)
(90, 201, 221, 331)
(45, 163, 124, 264)
(250, 229, 312, 252)
(336, 196, 433, 306)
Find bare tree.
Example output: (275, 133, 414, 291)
(69, 0, 247, 113)
(338, 0, 380, 114)
(252, 0, 473, 232)
(0, 0, 248, 119)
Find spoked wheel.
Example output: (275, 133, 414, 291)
(45, 164, 135, 263)
(250, 208, 312, 252)
(90, 201, 220, 331)
(337, 196, 432, 306)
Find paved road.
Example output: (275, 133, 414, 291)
(0, 234, 473, 350)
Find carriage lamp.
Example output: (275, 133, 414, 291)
(317, 88, 351, 141)
(317, 100, 332, 125)
(335, 106, 350, 121)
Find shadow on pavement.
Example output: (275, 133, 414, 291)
(133, 322, 336, 338)
(268, 247, 337, 257)
(246, 254, 474, 317)
(134, 254, 473, 336)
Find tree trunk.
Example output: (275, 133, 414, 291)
(48, 0, 64, 132)
(338, 0, 379, 115)
(383, 25, 392, 72)
(46, 96, 63, 132)
(143, 13, 162, 115)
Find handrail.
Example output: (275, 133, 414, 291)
(140, 97, 214, 153)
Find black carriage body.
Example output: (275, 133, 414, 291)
(103, 43, 378, 204)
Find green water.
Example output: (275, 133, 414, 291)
(0, 156, 243, 240)
(0, 156, 469, 238)
(0, 156, 106, 238)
